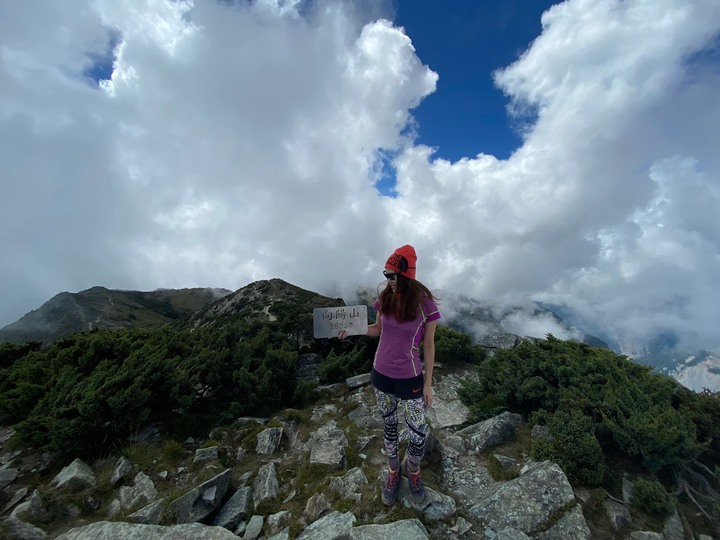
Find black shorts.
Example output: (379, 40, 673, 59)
(371, 368, 424, 401)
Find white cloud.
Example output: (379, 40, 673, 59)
(1, 0, 718, 353)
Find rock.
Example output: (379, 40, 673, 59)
(50, 458, 96, 492)
(11, 490, 47, 523)
(328, 467, 368, 502)
(110, 456, 133, 486)
(2, 517, 48, 540)
(604, 499, 631, 531)
(129, 427, 162, 445)
(629, 532, 664, 540)
(3, 486, 28, 514)
(530, 425, 552, 440)
(193, 446, 219, 464)
(351, 518, 429, 539)
(256, 427, 283, 455)
(493, 454, 519, 470)
(622, 474, 633, 504)
(296, 353, 322, 380)
(534, 505, 590, 540)
(167, 468, 232, 524)
(426, 398, 470, 429)
(345, 373, 371, 389)
(457, 412, 524, 453)
(304, 492, 332, 523)
(309, 421, 348, 469)
(479, 333, 521, 350)
(497, 530, 531, 540)
(266, 528, 290, 540)
(662, 510, 684, 540)
(398, 480, 456, 521)
(0, 468, 18, 489)
(54, 521, 239, 539)
(253, 462, 279, 509)
(236, 417, 269, 426)
(267, 510, 290, 534)
(107, 499, 121, 518)
(296, 511, 356, 540)
(127, 499, 165, 525)
(469, 461, 582, 535)
(118, 472, 157, 510)
(347, 402, 383, 429)
(243, 515, 264, 540)
(212, 486, 251, 529)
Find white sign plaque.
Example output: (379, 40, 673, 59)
(313, 305, 368, 339)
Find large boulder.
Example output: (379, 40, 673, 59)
(212, 486, 251, 529)
(308, 421, 348, 469)
(351, 518, 429, 539)
(253, 463, 279, 509)
(296, 511, 355, 540)
(50, 459, 96, 492)
(167, 468, 232, 524)
(456, 412, 523, 453)
(54, 521, 239, 539)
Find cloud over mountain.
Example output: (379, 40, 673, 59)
(1, 0, 718, 352)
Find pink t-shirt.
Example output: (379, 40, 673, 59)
(373, 296, 441, 379)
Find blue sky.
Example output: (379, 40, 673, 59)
(393, 0, 557, 162)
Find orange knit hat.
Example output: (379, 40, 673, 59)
(385, 245, 417, 280)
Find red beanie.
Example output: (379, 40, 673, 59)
(385, 245, 417, 280)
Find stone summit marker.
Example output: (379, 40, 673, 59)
(313, 306, 368, 339)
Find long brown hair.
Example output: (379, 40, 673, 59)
(378, 274, 437, 322)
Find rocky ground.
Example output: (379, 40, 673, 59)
(0, 362, 713, 540)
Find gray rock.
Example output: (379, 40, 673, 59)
(167, 468, 232, 524)
(266, 528, 290, 540)
(54, 521, 239, 539)
(3, 517, 48, 540)
(193, 446, 219, 464)
(243, 515, 263, 540)
(3, 486, 28, 514)
(128, 427, 161, 445)
(622, 474, 633, 504)
(118, 472, 157, 510)
(347, 402, 383, 429)
(10, 490, 47, 523)
(127, 499, 165, 525)
(535, 505, 590, 540)
(267, 510, 290, 534)
(328, 467, 368, 502)
(111, 456, 134, 485)
(345, 373, 371, 389)
(479, 333, 521, 350)
(469, 461, 579, 534)
(50, 458, 96, 492)
(457, 412, 524, 453)
(0, 467, 18, 489)
(426, 398, 470, 429)
(629, 533, 664, 540)
(236, 417, 269, 426)
(662, 510, 684, 540)
(399, 482, 456, 521)
(605, 499, 631, 531)
(296, 511, 356, 540)
(309, 421, 348, 469)
(256, 427, 283, 455)
(496, 529, 531, 540)
(493, 454, 519, 470)
(253, 462, 279, 509)
(212, 486, 251, 529)
(351, 518, 429, 539)
(304, 492, 332, 523)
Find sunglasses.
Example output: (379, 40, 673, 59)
(383, 271, 399, 281)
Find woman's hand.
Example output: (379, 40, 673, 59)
(337, 330, 348, 340)
(423, 384, 433, 408)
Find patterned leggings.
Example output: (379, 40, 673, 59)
(374, 388, 427, 469)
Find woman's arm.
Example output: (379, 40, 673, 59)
(366, 312, 382, 337)
(422, 320, 438, 407)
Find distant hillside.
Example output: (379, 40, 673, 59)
(0, 286, 231, 346)
(190, 278, 343, 332)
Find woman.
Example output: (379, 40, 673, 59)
(358, 244, 441, 505)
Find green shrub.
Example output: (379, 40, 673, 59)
(631, 478, 673, 517)
(434, 326, 486, 365)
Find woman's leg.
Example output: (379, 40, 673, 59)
(374, 387, 400, 470)
(401, 396, 427, 471)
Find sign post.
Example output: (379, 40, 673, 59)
(313, 305, 368, 339)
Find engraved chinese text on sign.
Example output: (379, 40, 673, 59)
(313, 305, 368, 338)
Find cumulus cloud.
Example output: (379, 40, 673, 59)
(1, 0, 718, 353)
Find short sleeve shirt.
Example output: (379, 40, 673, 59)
(373, 296, 441, 379)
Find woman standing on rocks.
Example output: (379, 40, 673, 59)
(344, 244, 440, 505)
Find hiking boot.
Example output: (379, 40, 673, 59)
(382, 467, 401, 505)
(402, 457, 426, 503)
